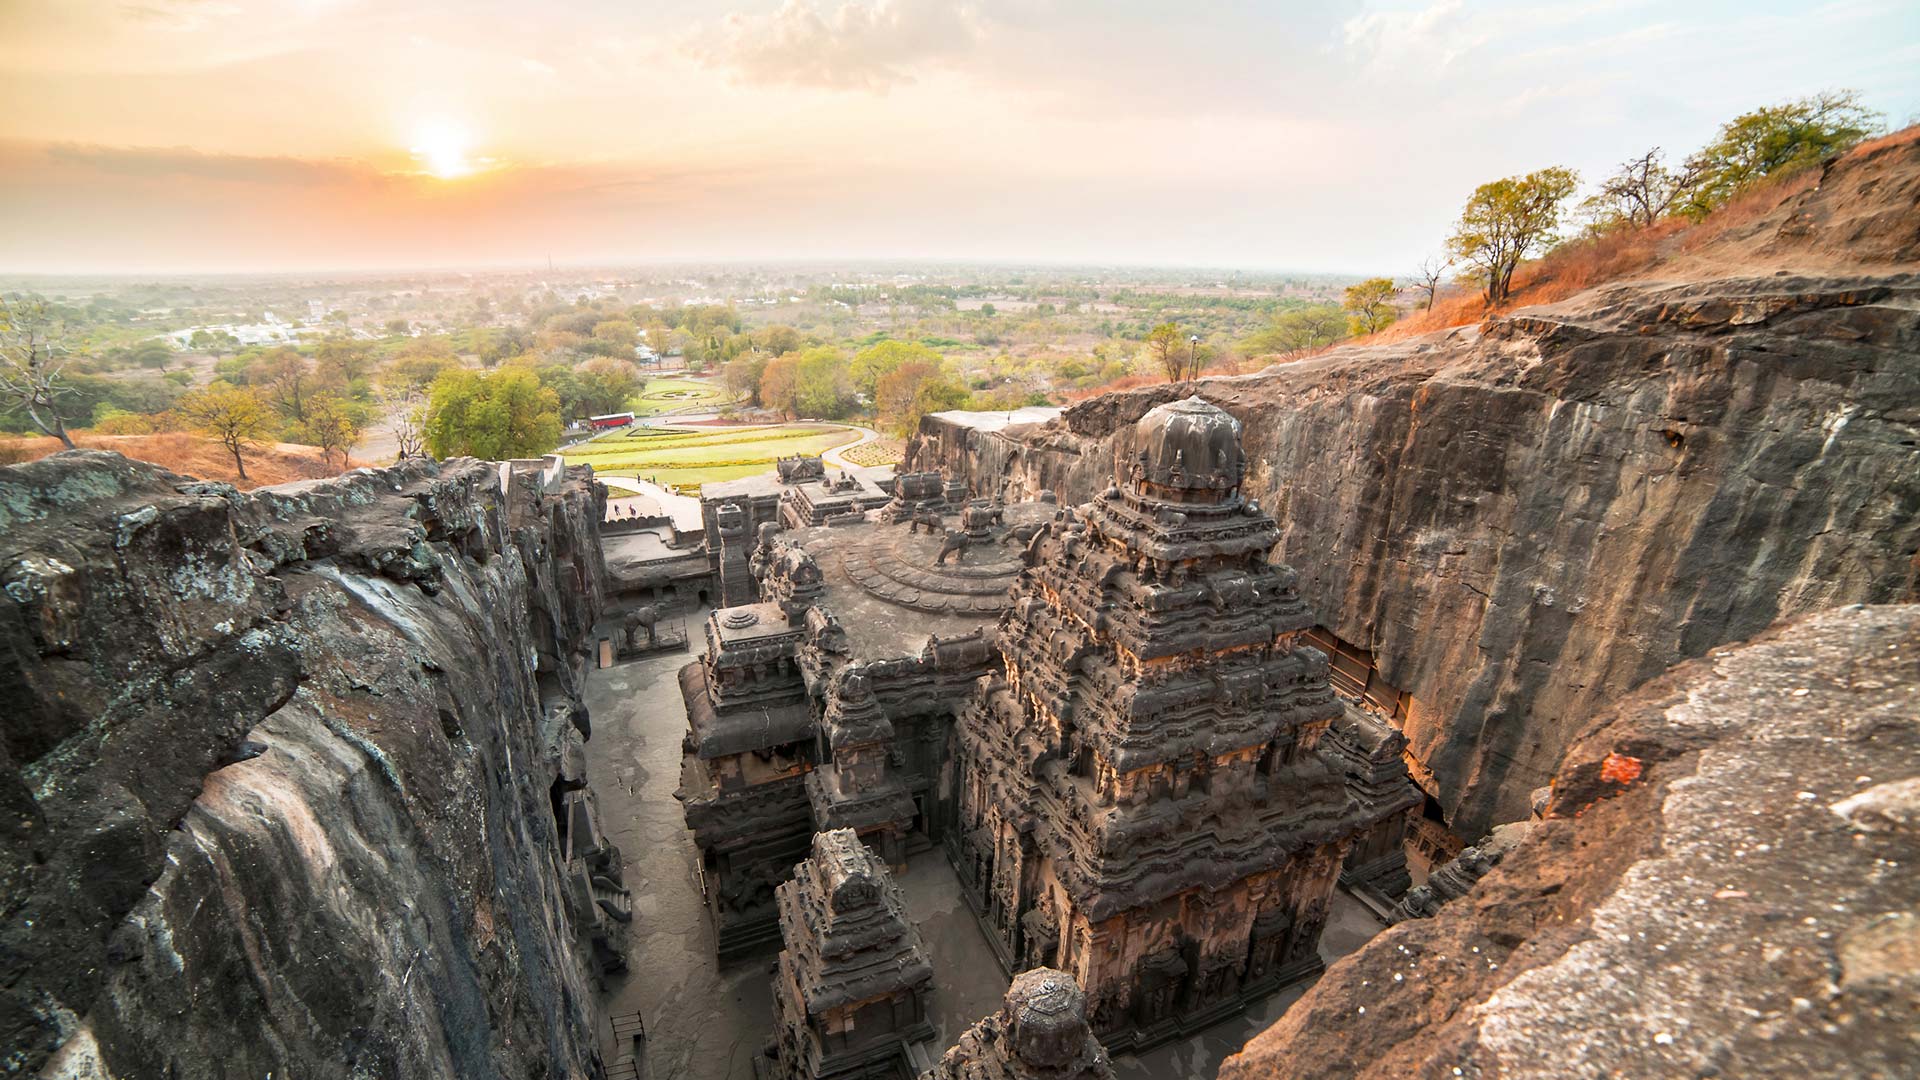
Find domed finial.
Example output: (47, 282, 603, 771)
(1005, 968, 1091, 1069)
(1125, 395, 1243, 500)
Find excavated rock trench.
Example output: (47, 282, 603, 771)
(2, 453, 609, 1079)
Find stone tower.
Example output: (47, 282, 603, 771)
(951, 395, 1411, 1050)
(766, 829, 935, 1080)
(920, 968, 1114, 1080)
(806, 666, 917, 869)
(716, 501, 754, 606)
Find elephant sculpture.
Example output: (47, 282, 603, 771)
(622, 604, 661, 651)
(935, 528, 971, 565)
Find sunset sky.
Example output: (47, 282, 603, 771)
(2, 0, 1916, 275)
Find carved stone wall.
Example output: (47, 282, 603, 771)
(948, 397, 1421, 1051)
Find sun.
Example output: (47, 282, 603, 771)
(410, 120, 473, 179)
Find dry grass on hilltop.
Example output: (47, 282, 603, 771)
(0, 431, 364, 489)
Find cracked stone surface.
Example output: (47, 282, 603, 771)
(2, 451, 609, 1079)
(1219, 603, 1920, 1080)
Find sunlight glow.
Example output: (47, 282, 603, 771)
(410, 120, 473, 179)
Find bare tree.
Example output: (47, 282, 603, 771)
(0, 296, 78, 448)
(378, 387, 427, 459)
(1413, 255, 1452, 311)
(1584, 147, 1702, 229)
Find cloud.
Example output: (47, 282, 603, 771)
(119, 1, 244, 32)
(31, 141, 376, 187)
(688, 0, 984, 92)
(1342, 0, 1484, 71)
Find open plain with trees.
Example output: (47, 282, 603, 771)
(2, 91, 1893, 488)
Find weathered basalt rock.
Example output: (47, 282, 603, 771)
(1219, 603, 1920, 1080)
(765, 828, 935, 1079)
(915, 206, 1920, 841)
(1, 450, 611, 1079)
(921, 968, 1114, 1080)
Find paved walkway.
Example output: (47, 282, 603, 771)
(582, 621, 1387, 1080)
(820, 423, 878, 469)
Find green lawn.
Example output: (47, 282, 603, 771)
(629, 376, 738, 417)
(588, 463, 782, 491)
(563, 422, 860, 490)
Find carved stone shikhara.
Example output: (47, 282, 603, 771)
(949, 397, 1419, 1051)
(678, 398, 1419, 1050)
(676, 596, 818, 954)
(1322, 706, 1424, 910)
(764, 829, 935, 1080)
(921, 968, 1115, 1080)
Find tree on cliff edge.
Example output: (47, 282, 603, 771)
(0, 296, 78, 449)
(1447, 166, 1579, 306)
(1343, 278, 1400, 335)
(1681, 90, 1880, 218)
(423, 367, 562, 460)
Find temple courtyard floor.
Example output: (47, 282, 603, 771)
(584, 616, 1386, 1080)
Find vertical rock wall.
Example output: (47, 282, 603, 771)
(1, 452, 609, 1079)
(911, 276, 1920, 836)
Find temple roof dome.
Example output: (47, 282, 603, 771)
(1130, 395, 1243, 498)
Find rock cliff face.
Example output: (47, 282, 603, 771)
(1217, 603, 1920, 1079)
(911, 136, 1920, 836)
(1, 452, 608, 1079)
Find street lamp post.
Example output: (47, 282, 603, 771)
(1188, 334, 1200, 380)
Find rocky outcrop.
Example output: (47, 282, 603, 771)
(1, 451, 609, 1079)
(911, 138, 1920, 836)
(1218, 603, 1920, 1079)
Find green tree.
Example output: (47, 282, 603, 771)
(423, 367, 562, 460)
(314, 337, 373, 386)
(382, 352, 458, 394)
(590, 319, 638, 355)
(850, 339, 941, 398)
(794, 346, 853, 419)
(723, 355, 769, 406)
(875, 358, 969, 437)
(248, 347, 315, 423)
(188, 328, 239, 357)
(177, 383, 272, 481)
(1681, 90, 1880, 217)
(760, 353, 801, 418)
(576, 358, 643, 416)
(1145, 321, 1202, 381)
(1241, 305, 1347, 357)
(1447, 166, 1580, 305)
(1342, 278, 1399, 336)
(295, 392, 365, 472)
(128, 342, 175, 372)
(756, 324, 803, 356)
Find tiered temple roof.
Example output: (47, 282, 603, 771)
(768, 829, 935, 1079)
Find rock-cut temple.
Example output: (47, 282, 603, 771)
(675, 395, 1420, 1054)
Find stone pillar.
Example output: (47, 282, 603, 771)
(716, 501, 753, 607)
(921, 968, 1115, 1080)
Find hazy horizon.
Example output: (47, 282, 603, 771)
(4, 0, 1917, 277)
